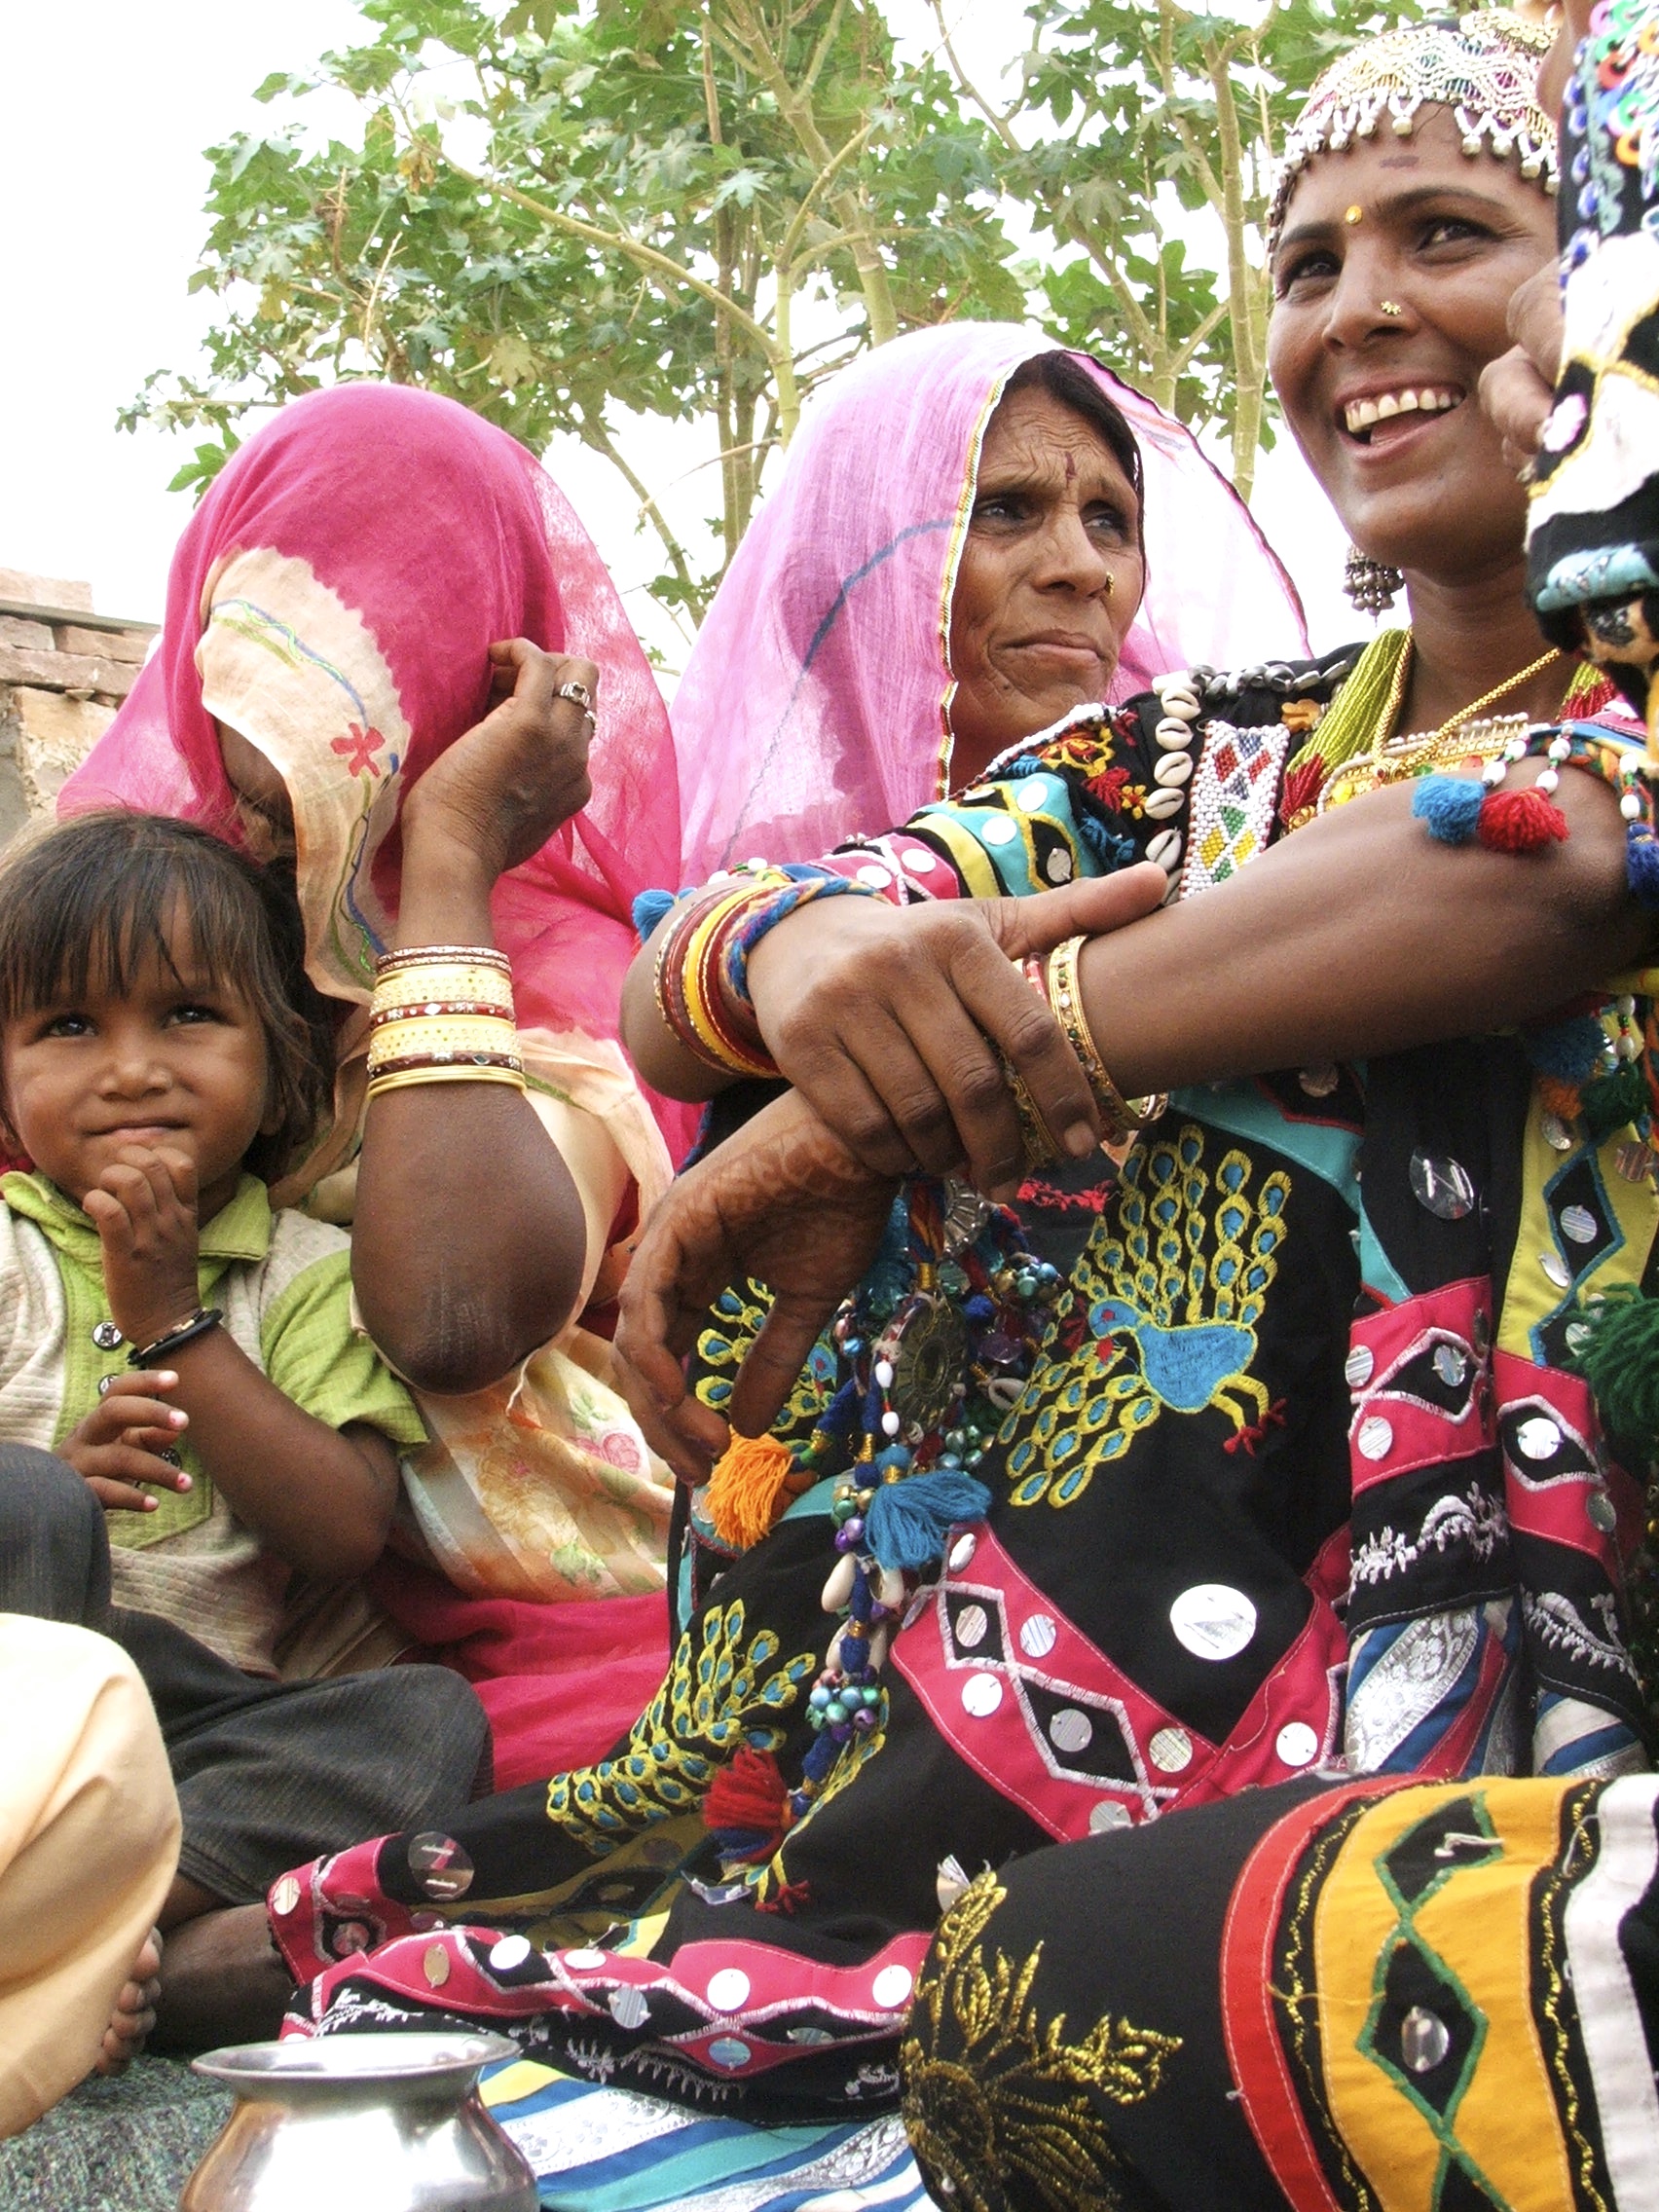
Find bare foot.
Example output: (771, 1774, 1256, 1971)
(94, 1928, 163, 2077)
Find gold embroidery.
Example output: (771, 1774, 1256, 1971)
(546, 1599, 817, 1849)
(1004, 1124, 1289, 1507)
(1538, 1783, 1611, 2212)
(901, 1872, 1181, 2212)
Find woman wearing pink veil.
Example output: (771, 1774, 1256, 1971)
(671, 320, 1307, 877)
(58, 384, 688, 1778)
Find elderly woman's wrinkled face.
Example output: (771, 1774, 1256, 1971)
(947, 386, 1144, 784)
(1269, 105, 1556, 585)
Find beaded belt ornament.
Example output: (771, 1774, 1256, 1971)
(699, 1178, 1062, 1840)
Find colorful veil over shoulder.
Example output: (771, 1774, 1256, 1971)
(671, 322, 1309, 876)
(59, 383, 685, 1179)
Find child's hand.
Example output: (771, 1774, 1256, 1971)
(59, 1372, 193, 1515)
(82, 1145, 203, 1351)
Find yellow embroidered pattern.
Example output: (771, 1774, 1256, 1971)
(1003, 1123, 1291, 1506)
(694, 1280, 837, 1437)
(546, 1600, 817, 1851)
(901, 1870, 1181, 2212)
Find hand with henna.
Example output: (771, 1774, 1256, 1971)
(613, 1089, 899, 1484)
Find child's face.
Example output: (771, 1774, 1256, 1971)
(2, 909, 278, 1221)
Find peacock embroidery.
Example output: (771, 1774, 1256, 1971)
(1004, 1124, 1291, 1506)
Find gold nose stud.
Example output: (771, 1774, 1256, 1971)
(1380, 300, 1404, 316)
(1344, 203, 1364, 225)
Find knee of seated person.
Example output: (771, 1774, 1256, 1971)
(0, 1443, 102, 1541)
(384, 1666, 491, 1792)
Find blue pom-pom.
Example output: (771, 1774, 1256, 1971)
(1412, 774, 1485, 844)
(1628, 823, 1659, 908)
(632, 887, 679, 941)
(866, 1470, 992, 1573)
(962, 1294, 994, 1325)
(1527, 1014, 1608, 1083)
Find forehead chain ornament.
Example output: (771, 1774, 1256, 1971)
(1269, 8, 1558, 253)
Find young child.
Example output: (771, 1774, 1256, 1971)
(0, 811, 488, 2047)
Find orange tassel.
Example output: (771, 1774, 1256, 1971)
(1536, 1075, 1582, 1122)
(705, 1431, 798, 1551)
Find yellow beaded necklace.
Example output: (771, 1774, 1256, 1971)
(1290, 629, 1606, 821)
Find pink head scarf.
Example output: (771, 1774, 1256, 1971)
(59, 384, 687, 1155)
(672, 323, 1309, 875)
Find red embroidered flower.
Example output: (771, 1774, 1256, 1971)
(332, 722, 386, 779)
(1088, 765, 1131, 808)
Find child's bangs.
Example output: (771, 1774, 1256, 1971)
(0, 832, 252, 1022)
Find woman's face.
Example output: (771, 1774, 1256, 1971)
(1268, 106, 1557, 585)
(947, 385, 1145, 781)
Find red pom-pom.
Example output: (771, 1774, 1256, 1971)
(1476, 786, 1569, 853)
(704, 1746, 790, 1840)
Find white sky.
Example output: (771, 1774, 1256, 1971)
(0, 0, 1353, 655)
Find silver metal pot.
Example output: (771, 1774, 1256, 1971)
(177, 2033, 536, 2211)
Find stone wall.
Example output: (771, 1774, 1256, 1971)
(0, 566, 155, 841)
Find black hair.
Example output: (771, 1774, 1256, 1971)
(1000, 351, 1147, 552)
(0, 811, 336, 1183)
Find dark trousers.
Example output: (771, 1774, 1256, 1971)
(0, 1444, 490, 1903)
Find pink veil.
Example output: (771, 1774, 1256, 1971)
(673, 323, 1309, 875)
(58, 384, 689, 1151)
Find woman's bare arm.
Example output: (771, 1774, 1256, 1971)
(720, 758, 1648, 1197)
(350, 641, 595, 1396)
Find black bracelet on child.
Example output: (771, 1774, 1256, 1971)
(127, 1308, 224, 1369)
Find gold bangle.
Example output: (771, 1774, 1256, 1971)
(376, 942, 510, 976)
(366, 1063, 528, 1100)
(366, 1014, 520, 1072)
(368, 997, 514, 1030)
(998, 1052, 1061, 1169)
(1046, 936, 1166, 1141)
(371, 965, 515, 1017)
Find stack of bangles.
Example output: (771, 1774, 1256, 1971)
(365, 944, 525, 1102)
(1008, 933, 1165, 1166)
(651, 866, 884, 1081)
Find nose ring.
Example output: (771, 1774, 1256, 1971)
(1103, 573, 1115, 600)
(1380, 299, 1404, 317)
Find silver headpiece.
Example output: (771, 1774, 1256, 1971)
(1269, 10, 1559, 252)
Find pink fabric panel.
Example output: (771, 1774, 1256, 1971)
(370, 1557, 669, 1791)
(673, 322, 1308, 877)
(58, 384, 682, 1128)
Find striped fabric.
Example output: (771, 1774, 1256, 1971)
(480, 2059, 935, 2211)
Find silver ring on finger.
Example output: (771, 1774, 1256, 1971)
(555, 679, 597, 737)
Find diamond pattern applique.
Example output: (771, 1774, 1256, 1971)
(1180, 718, 1291, 900)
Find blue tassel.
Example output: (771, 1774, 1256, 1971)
(1526, 1015, 1608, 1083)
(1628, 823, 1659, 908)
(631, 887, 679, 941)
(849, 1567, 874, 1623)
(963, 1294, 994, 1325)
(1412, 775, 1485, 845)
(822, 1380, 861, 1437)
(866, 1471, 992, 1572)
(801, 1733, 837, 1785)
